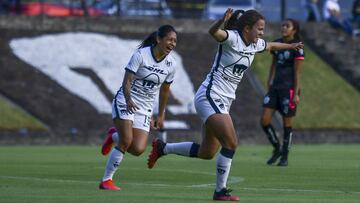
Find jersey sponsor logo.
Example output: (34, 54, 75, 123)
(144, 66, 167, 75)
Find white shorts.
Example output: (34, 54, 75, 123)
(194, 85, 233, 123)
(111, 99, 152, 132)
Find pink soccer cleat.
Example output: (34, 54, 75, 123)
(99, 179, 121, 190)
(101, 127, 117, 156)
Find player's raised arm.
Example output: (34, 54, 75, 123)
(208, 8, 233, 42)
(266, 41, 304, 51)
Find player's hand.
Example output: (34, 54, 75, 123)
(291, 42, 304, 51)
(293, 94, 300, 105)
(222, 8, 233, 22)
(126, 99, 139, 114)
(150, 119, 157, 130)
(155, 115, 165, 130)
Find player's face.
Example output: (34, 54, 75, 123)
(248, 19, 265, 43)
(281, 20, 296, 38)
(157, 31, 177, 55)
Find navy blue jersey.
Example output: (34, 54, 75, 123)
(271, 38, 304, 89)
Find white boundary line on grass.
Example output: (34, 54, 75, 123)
(1, 175, 359, 195)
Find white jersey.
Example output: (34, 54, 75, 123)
(115, 46, 176, 114)
(201, 30, 266, 100)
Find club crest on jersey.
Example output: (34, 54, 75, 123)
(144, 66, 166, 75)
(263, 96, 270, 104)
(165, 60, 172, 67)
(284, 51, 290, 59)
(299, 49, 304, 55)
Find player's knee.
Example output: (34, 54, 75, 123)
(200, 153, 215, 160)
(260, 117, 270, 127)
(198, 151, 216, 160)
(128, 149, 145, 156)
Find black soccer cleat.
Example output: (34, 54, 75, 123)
(213, 188, 240, 201)
(147, 139, 166, 169)
(266, 148, 282, 165)
(277, 158, 288, 167)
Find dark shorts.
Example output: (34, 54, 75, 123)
(262, 88, 297, 117)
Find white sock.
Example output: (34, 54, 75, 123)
(112, 132, 119, 143)
(163, 142, 194, 156)
(215, 149, 234, 192)
(102, 147, 124, 181)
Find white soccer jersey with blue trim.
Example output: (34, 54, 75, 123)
(201, 30, 266, 99)
(116, 46, 176, 114)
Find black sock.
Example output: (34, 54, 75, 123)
(262, 124, 280, 150)
(282, 127, 293, 158)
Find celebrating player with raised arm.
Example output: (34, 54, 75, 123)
(147, 9, 303, 201)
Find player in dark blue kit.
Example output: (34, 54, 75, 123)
(260, 18, 305, 167)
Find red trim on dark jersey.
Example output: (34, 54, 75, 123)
(294, 56, 304, 60)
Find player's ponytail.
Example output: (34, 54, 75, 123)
(139, 25, 177, 48)
(237, 10, 265, 33)
(139, 31, 158, 48)
(225, 9, 244, 30)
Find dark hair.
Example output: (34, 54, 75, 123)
(139, 24, 177, 48)
(237, 10, 265, 32)
(225, 10, 244, 30)
(284, 18, 302, 41)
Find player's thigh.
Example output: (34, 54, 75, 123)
(114, 118, 133, 150)
(198, 124, 221, 159)
(261, 107, 275, 126)
(205, 113, 237, 150)
(127, 128, 149, 156)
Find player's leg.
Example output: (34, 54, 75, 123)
(100, 118, 133, 190)
(127, 128, 149, 156)
(204, 114, 239, 201)
(101, 126, 119, 155)
(261, 89, 282, 165)
(260, 107, 281, 165)
(277, 89, 297, 166)
(278, 116, 293, 166)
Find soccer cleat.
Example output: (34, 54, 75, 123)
(99, 179, 121, 190)
(277, 157, 288, 167)
(213, 188, 240, 201)
(147, 139, 166, 169)
(266, 148, 282, 165)
(101, 127, 117, 156)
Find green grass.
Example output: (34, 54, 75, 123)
(0, 97, 46, 130)
(0, 145, 359, 203)
(252, 46, 360, 129)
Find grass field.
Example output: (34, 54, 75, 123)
(252, 46, 360, 129)
(0, 145, 359, 203)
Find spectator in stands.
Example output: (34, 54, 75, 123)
(260, 18, 305, 167)
(146, 9, 303, 201)
(303, 0, 322, 22)
(98, 24, 178, 191)
(323, 0, 359, 38)
(353, 0, 360, 27)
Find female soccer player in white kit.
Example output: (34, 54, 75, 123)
(147, 9, 303, 201)
(99, 24, 177, 190)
